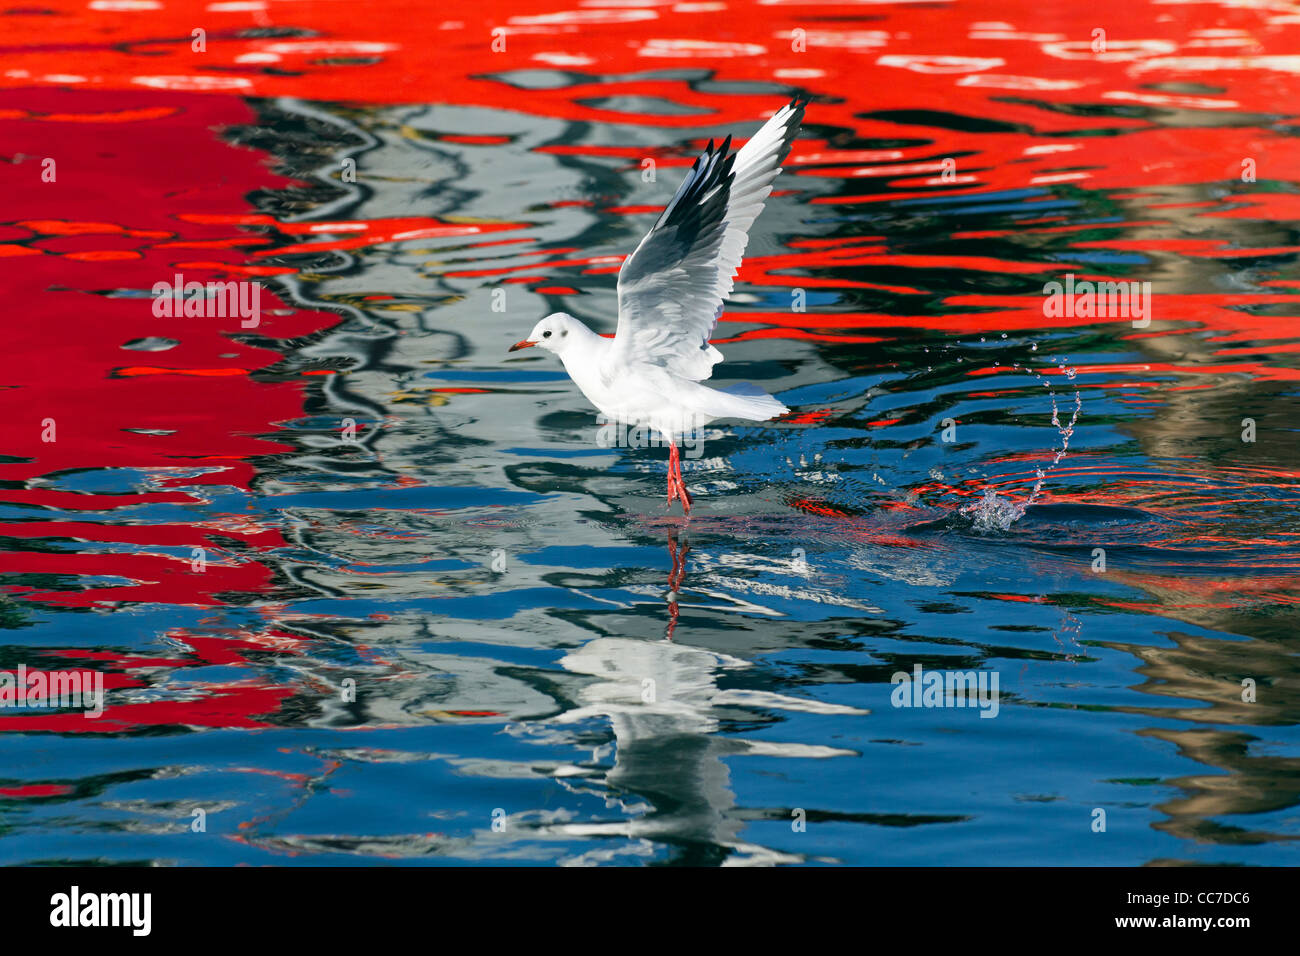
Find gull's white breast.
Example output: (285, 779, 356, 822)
(559, 340, 708, 440)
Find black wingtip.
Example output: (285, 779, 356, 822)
(784, 96, 810, 128)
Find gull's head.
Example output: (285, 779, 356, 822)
(509, 312, 584, 355)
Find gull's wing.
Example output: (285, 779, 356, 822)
(612, 98, 806, 381)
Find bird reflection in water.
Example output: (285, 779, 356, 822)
(666, 529, 690, 642)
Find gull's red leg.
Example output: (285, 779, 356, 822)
(667, 442, 680, 505)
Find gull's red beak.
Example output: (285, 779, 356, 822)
(508, 340, 537, 352)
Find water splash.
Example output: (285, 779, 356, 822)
(1024, 362, 1082, 510)
(960, 352, 1082, 532)
(963, 486, 1026, 532)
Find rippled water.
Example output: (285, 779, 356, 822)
(2, 0, 1300, 865)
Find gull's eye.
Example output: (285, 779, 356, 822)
(543, 330, 552, 338)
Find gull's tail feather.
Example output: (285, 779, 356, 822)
(707, 382, 789, 422)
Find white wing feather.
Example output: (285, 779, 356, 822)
(611, 99, 806, 382)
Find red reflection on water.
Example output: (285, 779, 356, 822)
(0, 628, 305, 732)
(3, 0, 1300, 735)
(0, 90, 353, 729)
(0, 90, 341, 614)
(0, 784, 73, 797)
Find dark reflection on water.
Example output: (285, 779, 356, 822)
(4, 3, 1300, 865)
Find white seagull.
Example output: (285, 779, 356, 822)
(509, 98, 807, 512)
